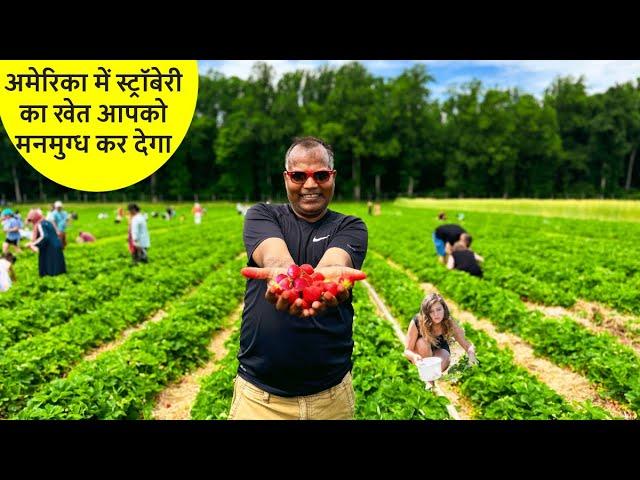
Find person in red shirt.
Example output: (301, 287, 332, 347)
(192, 202, 203, 225)
(75, 231, 96, 243)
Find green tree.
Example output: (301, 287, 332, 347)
(386, 64, 438, 197)
(544, 76, 592, 195)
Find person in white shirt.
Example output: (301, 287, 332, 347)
(127, 203, 150, 264)
(0, 253, 17, 292)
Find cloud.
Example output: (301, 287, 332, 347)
(198, 60, 398, 81)
(434, 60, 640, 96)
(199, 60, 336, 81)
(198, 60, 640, 98)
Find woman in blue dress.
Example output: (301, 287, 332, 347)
(26, 209, 67, 277)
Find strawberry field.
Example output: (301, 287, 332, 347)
(3, 201, 639, 419)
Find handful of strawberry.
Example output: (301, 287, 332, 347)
(241, 263, 366, 311)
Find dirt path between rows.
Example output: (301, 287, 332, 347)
(421, 281, 636, 420)
(83, 309, 169, 362)
(82, 253, 245, 363)
(524, 300, 640, 354)
(362, 279, 469, 420)
(151, 302, 244, 420)
(82, 283, 203, 362)
(376, 253, 635, 418)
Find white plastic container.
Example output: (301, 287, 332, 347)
(417, 357, 443, 382)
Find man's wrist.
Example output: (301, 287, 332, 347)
(262, 257, 293, 269)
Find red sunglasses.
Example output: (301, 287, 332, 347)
(284, 169, 336, 184)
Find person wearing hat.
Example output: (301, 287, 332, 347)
(25, 209, 66, 277)
(2, 208, 22, 255)
(52, 201, 69, 249)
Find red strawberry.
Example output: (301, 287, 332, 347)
(300, 264, 314, 275)
(310, 272, 325, 282)
(284, 289, 299, 304)
(347, 272, 367, 282)
(293, 277, 309, 291)
(324, 282, 339, 296)
(287, 264, 301, 279)
(268, 280, 283, 295)
(303, 286, 323, 304)
(241, 267, 268, 279)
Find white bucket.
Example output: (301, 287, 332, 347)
(417, 357, 442, 382)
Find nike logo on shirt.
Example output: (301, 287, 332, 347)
(312, 235, 330, 242)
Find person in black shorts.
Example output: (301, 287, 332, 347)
(447, 233, 484, 278)
(404, 293, 477, 372)
(2, 208, 23, 255)
(433, 223, 467, 264)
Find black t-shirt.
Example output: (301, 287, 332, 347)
(434, 224, 466, 245)
(239, 203, 368, 396)
(452, 250, 483, 278)
(411, 315, 450, 353)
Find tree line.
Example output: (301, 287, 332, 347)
(1, 61, 639, 203)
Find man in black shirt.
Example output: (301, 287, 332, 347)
(433, 223, 467, 264)
(230, 136, 368, 420)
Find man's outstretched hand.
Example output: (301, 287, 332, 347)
(241, 264, 366, 318)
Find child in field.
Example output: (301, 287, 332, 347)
(0, 252, 17, 292)
(2, 208, 22, 255)
(404, 293, 477, 371)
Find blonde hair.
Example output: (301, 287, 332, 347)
(417, 293, 454, 345)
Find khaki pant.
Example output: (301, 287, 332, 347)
(228, 372, 355, 420)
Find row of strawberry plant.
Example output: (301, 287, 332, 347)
(0, 219, 240, 350)
(190, 322, 242, 420)
(404, 203, 640, 311)
(365, 205, 640, 313)
(389, 202, 640, 245)
(351, 282, 452, 419)
(0, 210, 243, 308)
(14, 203, 240, 241)
(0, 238, 244, 417)
(190, 284, 453, 420)
(16, 258, 246, 419)
(480, 238, 640, 312)
(370, 224, 640, 414)
(363, 252, 610, 419)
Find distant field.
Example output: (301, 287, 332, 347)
(396, 198, 640, 222)
(3, 200, 639, 419)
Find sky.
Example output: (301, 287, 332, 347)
(198, 60, 640, 100)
